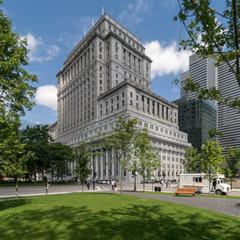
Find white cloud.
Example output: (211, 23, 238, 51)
(144, 40, 191, 79)
(35, 85, 57, 110)
(118, 0, 153, 29)
(21, 33, 59, 62)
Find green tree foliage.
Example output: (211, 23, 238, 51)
(21, 125, 52, 180)
(182, 141, 224, 192)
(182, 147, 201, 173)
(201, 140, 225, 191)
(225, 147, 240, 189)
(49, 143, 73, 182)
(0, 3, 37, 115)
(134, 129, 160, 191)
(103, 117, 138, 193)
(0, 113, 32, 197)
(175, 0, 240, 109)
(74, 143, 92, 192)
(0, 1, 37, 184)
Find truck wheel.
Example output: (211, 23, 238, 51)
(215, 189, 222, 195)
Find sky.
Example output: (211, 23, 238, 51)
(2, 0, 192, 125)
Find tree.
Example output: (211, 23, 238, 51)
(0, 2, 37, 115)
(182, 147, 201, 173)
(74, 143, 92, 192)
(0, 1, 37, 185)
(134, 129, 160, 191)
(103, 117, 138, 193)
(201, 140, 224, 192)
(225, 147, 240, 189)
(21, 125, 52, 181)
(0, 110, 32, 197)
(49, 143, 73, 182)
(175, 0, 240, 109)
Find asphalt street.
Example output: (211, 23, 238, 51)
(124, 192, 240, 217)
(0, 184, 111, 198)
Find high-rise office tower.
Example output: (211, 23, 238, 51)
(218, 63, 240, 152)
(56, 14, 190, 182)
(181, 54, 218, 99)
(174, 54, 217, 151)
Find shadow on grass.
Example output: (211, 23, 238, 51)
(0, 198, 31, 211)
(0, 195, 239, 240)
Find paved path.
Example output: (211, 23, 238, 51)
(124, 192, 240, 217)
(0, 184, 111, 198)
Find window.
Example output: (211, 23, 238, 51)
(193, 177, 202, 183)
(130, 92, 133, 98)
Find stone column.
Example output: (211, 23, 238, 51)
(95, 153, 99, 179)
(100, 151, 103, 179)
(154, 101, 158, 117)
(105, 151, 109, 180)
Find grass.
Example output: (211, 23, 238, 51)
(0, 193, 239, 240)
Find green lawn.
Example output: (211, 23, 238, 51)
(0, 193, 239, 240)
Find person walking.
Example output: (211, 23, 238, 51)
(114, 182, 117, 193)
(86, 181, 90, 191)
(111, 180, 115, 191)
(213, 179, 217, 191)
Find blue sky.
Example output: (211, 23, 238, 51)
(3, 0, 191, 125)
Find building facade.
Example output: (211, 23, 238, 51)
(56, 14, 190, 182)
(175, 54, 217, 151)
(218, 63, 240, 152)
(174, 98, 217, 151)
(180, 54, 218, 100)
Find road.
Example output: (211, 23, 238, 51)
(0, 184, 111, 198)
(124, 192, 240, 217)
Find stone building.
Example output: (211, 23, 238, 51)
(56, 14, 190, 182)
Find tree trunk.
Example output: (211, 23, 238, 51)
(82, 183, 84, 192)
(143, 175, 145, 192)
(208, 173, 211, 193)
(231, 176, 233, 190)
(15, 177, 18, 199)
(120, 166, 123, 194)
(134, 172, 136, 192)
(51, 167, 54, 183)
(34, 172, 37, 183)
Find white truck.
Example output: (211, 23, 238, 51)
(179, 173, 231, 195)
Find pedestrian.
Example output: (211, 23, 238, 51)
(86, 181, 90, 191)
(213, 179, 217, 190)
(114, 182, 117, 192)
(111, 180, 115, 191)
(46, 183, 50, 195)
(160, 179, 164, 187)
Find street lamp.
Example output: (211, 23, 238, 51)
(133, 171, 138, 192)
